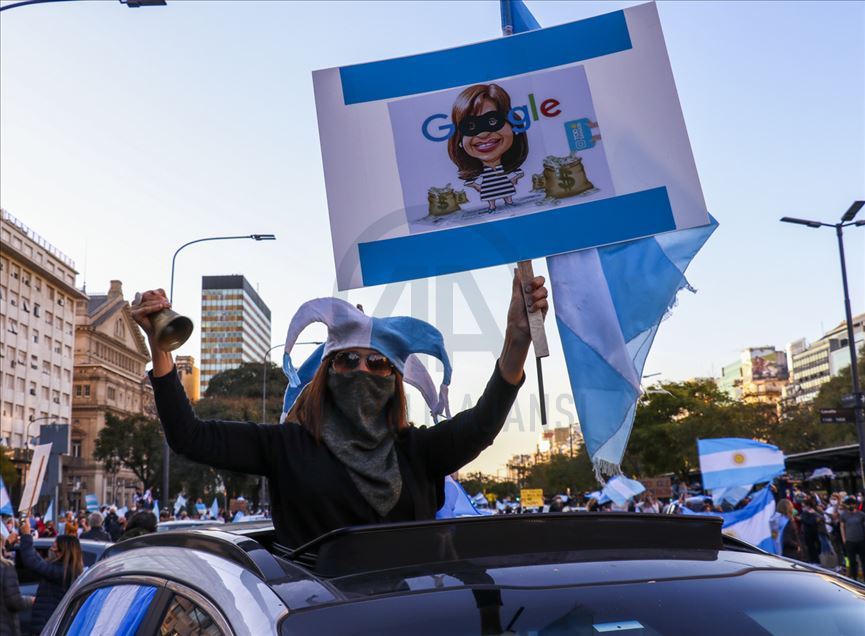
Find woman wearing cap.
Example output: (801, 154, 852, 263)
(132, 272, 547, 548)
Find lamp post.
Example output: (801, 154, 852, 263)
(162, 233, 276, 505)
(0, 0, 165, 12)
(781, 200, 865, 488)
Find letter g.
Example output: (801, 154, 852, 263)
(422, 113, 455, 142)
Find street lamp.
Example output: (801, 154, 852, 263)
(162, 233, 276, 505)
(0, 0, 165, 13)
(781, 200, 865, 487)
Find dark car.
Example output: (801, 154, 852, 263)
(14, 537, 109, 635)
(41, 514, 865, 635)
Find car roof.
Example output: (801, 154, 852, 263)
(97, 512, 860, 612)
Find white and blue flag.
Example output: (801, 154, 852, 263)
(602, 476, 645, 506)
(210, 498, 219, 520)
(698, 438, 785, 491)
(84, 493, 99, 512)
(44, 499, 54, 522)
(436, 476, 485, 518)
(66, 584, 157, 636)
(719, 487, 776, 552)
(173, 494, 187, 515)
(232, 510, 245, 523)
(0, 476, 13, 516)
(502, 0, 718, 479)
(711, 484, 752, 507)
(586, 490, 611, 505)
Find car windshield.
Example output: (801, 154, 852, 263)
(280, 569, 865, 636)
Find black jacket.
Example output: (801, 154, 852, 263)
(18, 534, 74, 636)
(79, 527, 112, 542)
(152, 364, 521, 548)
(1, 561, 28, 636)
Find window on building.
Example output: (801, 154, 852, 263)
(71, 440, 81, 457)
(31, 355, 38, 370)
(75, 385, 82, 397)
(107, 386, 116, 401)
(45, 311, 53, 326)
(22, 299, 29, 313)
(33, 302, 40, 317)
(8, 319, 17, 335)
(33, 329, 39, 344)
(28, 381, 36, 396)
(84, 385, 91, 398)
(16, 378, 24, 392)
(115, 319, 125, 339)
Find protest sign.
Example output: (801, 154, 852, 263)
(313, 2, 709, 290)
(18, 443, 52, 514)
(520, 488, 544, 508)
(640, 476, 672, 498)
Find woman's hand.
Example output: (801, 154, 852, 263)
(20, 519, 31, 535)
(498, 269, 549, 385)
(130, 289, 171, 343)
(130, 289, 175, 376)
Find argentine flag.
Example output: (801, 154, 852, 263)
(719, 487, 776, 552)
(436, 476, 484, 518)
(711, 484, 752, 507)
(210, 498, 219, 520)
(698, 438, 785, 491)
(502, 0, 718, 480)
(173, 494, 187, 515)
(602, 475, 645, 506)
(85, 493, 99, 512)
(0, 476, 13, 516)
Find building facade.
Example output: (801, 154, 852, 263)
(200, 275, 271, 395)
(717, 346, 789, 404)
(175, 355, 201, 402)
(785, 314, 865, 403)
(69, 280, 153, 510)
(0, 210, 85, 479)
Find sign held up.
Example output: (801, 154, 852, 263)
(313, 3, 710, 290)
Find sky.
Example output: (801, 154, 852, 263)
(1, 0, 863, 476)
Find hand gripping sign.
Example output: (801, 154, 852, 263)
(312, 3, 709, 291)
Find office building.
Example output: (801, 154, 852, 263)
(0, 209, 85, 452)
(785, 314, 865, 403)
(175, 355, 201, 402)
(200, 275, 271, 394)
(717, 346, 789, 404)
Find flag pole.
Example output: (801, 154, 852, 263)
(502, 0, 549, 426)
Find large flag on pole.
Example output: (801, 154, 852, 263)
(0, 476, 13, 516)
(503, 0, 718, 480)
(698, 438, 785, 491)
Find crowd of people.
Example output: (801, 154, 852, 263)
(0, 499, 257, 635)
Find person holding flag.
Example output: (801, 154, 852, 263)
(131, 272, 547, 549)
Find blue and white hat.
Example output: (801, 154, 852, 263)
(280, 298, 452, 423)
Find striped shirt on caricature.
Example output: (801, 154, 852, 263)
(465, 165, 522, 201)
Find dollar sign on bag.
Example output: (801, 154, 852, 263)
(437, 194, 449, 211)
(558, 167, 575, 191)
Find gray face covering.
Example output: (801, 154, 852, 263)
(322, 369, 403, 517)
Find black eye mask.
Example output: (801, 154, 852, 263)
(458, 110, 507, 137)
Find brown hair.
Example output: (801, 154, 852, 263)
(776, 498, 794, 519)
(287, 353, 408, 441)
(52, 534, 84, 589)
(447, 83, 529, 180)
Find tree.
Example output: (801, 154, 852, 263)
(0, 446, 18, 489)
(204, 362, 286, 424)
(525, 451, 596, 494)
(94, 413, 163, 493)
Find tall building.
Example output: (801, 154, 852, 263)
(0, 209, 85, 454)
(175, 355, 200, 402)
(785, 314, 865, 403)
(717, 346, 789, 404)
(200, 275, 271, 395)
(70, 280, 153, 510)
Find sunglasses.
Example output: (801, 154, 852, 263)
(458, 110, 508, 137)
(331, 351, 393, 376)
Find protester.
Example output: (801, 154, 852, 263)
(119, 510, 157, 542)
(17, 519, 83, 636)
(839, 496, 865, 581)
(103, 507, 123, 542)
(799, 495, 822, 564)
(773, 498, 803, 560)
(1, 547, 33, 636)
(79, 512, 112, 542)
(132, 275, 548, 549)
(636, 490, 660, 514)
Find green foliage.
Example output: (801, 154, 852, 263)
(203, 361, 286, 424)
(524, 451, 596, 495)
(0, 447, 19, 488)
(94, 413, 163, 492)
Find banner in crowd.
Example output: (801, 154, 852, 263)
(19, 443, 52, 514)
(698, 438, 785, 491)
(313, 2, 710, 289)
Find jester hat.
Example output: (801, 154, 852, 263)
(280, 298, 452, 422)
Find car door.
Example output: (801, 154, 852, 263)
(53, 577, 231, 635)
